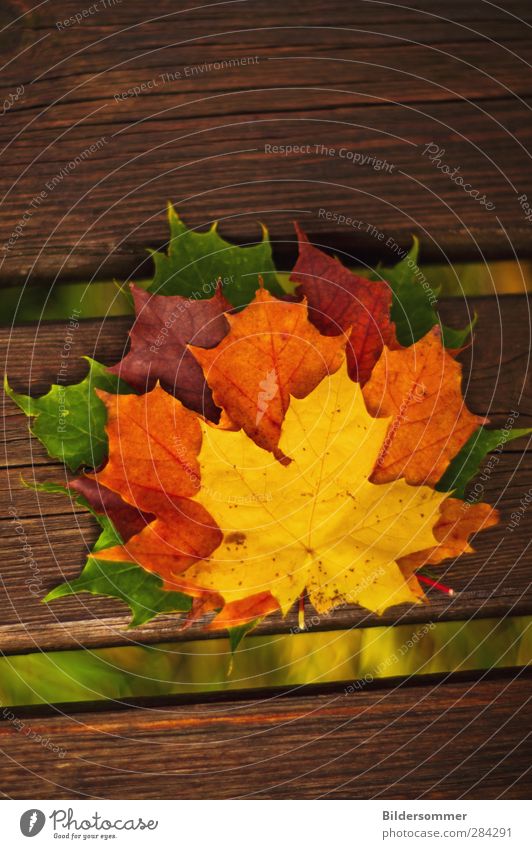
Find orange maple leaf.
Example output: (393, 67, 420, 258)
(209, 592, 280, 629)
(91, 383, 202, 510)
(98, 499, 222, 588)
(91, 385, 221, 586)
(363, 327, 486, 486)
(398, 498, 499, 573)
(189, 284, 346, 458)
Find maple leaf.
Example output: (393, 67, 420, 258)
(46, 558, 193, 627)
(436, 425, 532, 498)
(190, 285, 346, 457)
(4, 359, 134, 471)
(108, 283, 230, 421)
(363, 328, 485, 486)
(97, 498, 222, 588)
(210, 593, 280, 629)
(91, 383, 203, 510)
(378, 237, 475, 347)
(69, 476, 153, 542)
(398, 497, 499, 573)
(178, 362, 449, 616)
(32, 481, 191, 625)
(149, 204, 283, 307)
(88, 384, 222, 583)
(290, 223, 398, 384)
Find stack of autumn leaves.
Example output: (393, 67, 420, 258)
(8, 209, 509, 637)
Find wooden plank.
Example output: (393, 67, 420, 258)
(1, 1, 532, 283)
(1, 450, 530, 654)
(0, 671, 530, 798)
(3, 296, 531, 418)
(1, 296, 531, 653)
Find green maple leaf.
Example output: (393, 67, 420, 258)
(5, 358, 134, 472)
(437, 426, 532, 498)
(149, 204, 283, 307)
(34, 481, 192, 626)
(46, 559, 192, 627)
(380, 237, 475, 347)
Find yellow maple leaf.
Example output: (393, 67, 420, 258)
(183, 361, 448, 615)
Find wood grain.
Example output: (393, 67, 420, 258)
(1, 296, 531, 654)
(0, 671, 530, 798)
(1, 0, 531, 804)
(1, 1, 532, 284)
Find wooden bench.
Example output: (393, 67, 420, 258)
(1, 0, 531, 799)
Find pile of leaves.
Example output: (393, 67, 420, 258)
(7, 206, 528, 644)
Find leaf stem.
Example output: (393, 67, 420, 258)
(418, 574, 455, 597)
(298, 593, 306, 631)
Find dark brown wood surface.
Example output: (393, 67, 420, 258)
(1, 0, 531, 804)
(1, 295, 531, 654)
(1, 1, 532, 285)
(1, 671, 530, 798)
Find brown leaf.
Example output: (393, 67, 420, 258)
(109, 284, 230, 420)
(70, 476, 153, 542)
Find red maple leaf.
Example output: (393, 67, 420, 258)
(290, 223, 399, 384)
